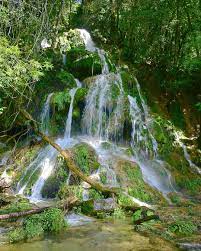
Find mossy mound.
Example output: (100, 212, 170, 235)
(114, 159, 166, 204)
(72, 143, 100, 175)
(66, 48, 102, 80)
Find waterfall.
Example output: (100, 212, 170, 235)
(17, 80, 81, 201)
(40, 93, 53, 135)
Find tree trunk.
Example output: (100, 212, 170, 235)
(0, 197, 78, 220)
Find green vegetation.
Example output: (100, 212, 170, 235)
(9, 208, 66, 243)
(168, 220, 197, 236)
(116, 160, 165, 204)
(73, 143, 100, 175)
(0, 199, 31, 215)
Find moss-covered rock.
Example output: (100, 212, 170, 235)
(114, 159, 166, 204)
(72, 143, 100, 175)
(66, 48, 102, 80)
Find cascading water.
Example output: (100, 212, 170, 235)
(64, 79, 81, 139)
(128, 93, 175, 194)
(78, 29, 174, 196)
(40, 93, 53, 135)
(17, 80, 81, 201)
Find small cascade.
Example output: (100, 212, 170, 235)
(40, 93, 53, 135)
(82, 73, 124, 141)
(17, 80, 81, 201)
(128, 93, 175, 194)
(64, 79, 82, 139)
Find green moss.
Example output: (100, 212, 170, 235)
(81, 200, 94, 215)
(12, 145, 42, 187)
(100, 170, 107, 185)
(56, 71, 76, 88)
(125, 162, 162, 203)
(168, 193, 182, 205)
(66, 48, 102, 79)
(73, 143, 100, 175)
(75, 87, 87, 102)
(121, 71, 136, 96)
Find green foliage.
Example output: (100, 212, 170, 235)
(132, 209, 143, 222)
(168, 220, 197, 236)
(52, 90, 71, 111)
(195, 102, 201, 112)
(9, 208, 66, 243)
(24, 215, 44, 239)
(58, 29, 84, 53)
(0, 37, 50, 131)
(41, 208, 66, 232)
(9, 228, 26, 243)
(117, 193, 135, 207)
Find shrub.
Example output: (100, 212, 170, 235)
(42, 208, 66, 232)
(8, 208, 67, 243)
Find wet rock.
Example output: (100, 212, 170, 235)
(179, 243, 201, 251)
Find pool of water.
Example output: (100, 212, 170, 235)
(0, 219, 178, 251)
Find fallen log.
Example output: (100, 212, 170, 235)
(21, 109, 120, 195)
(0, 197, 78, 220)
